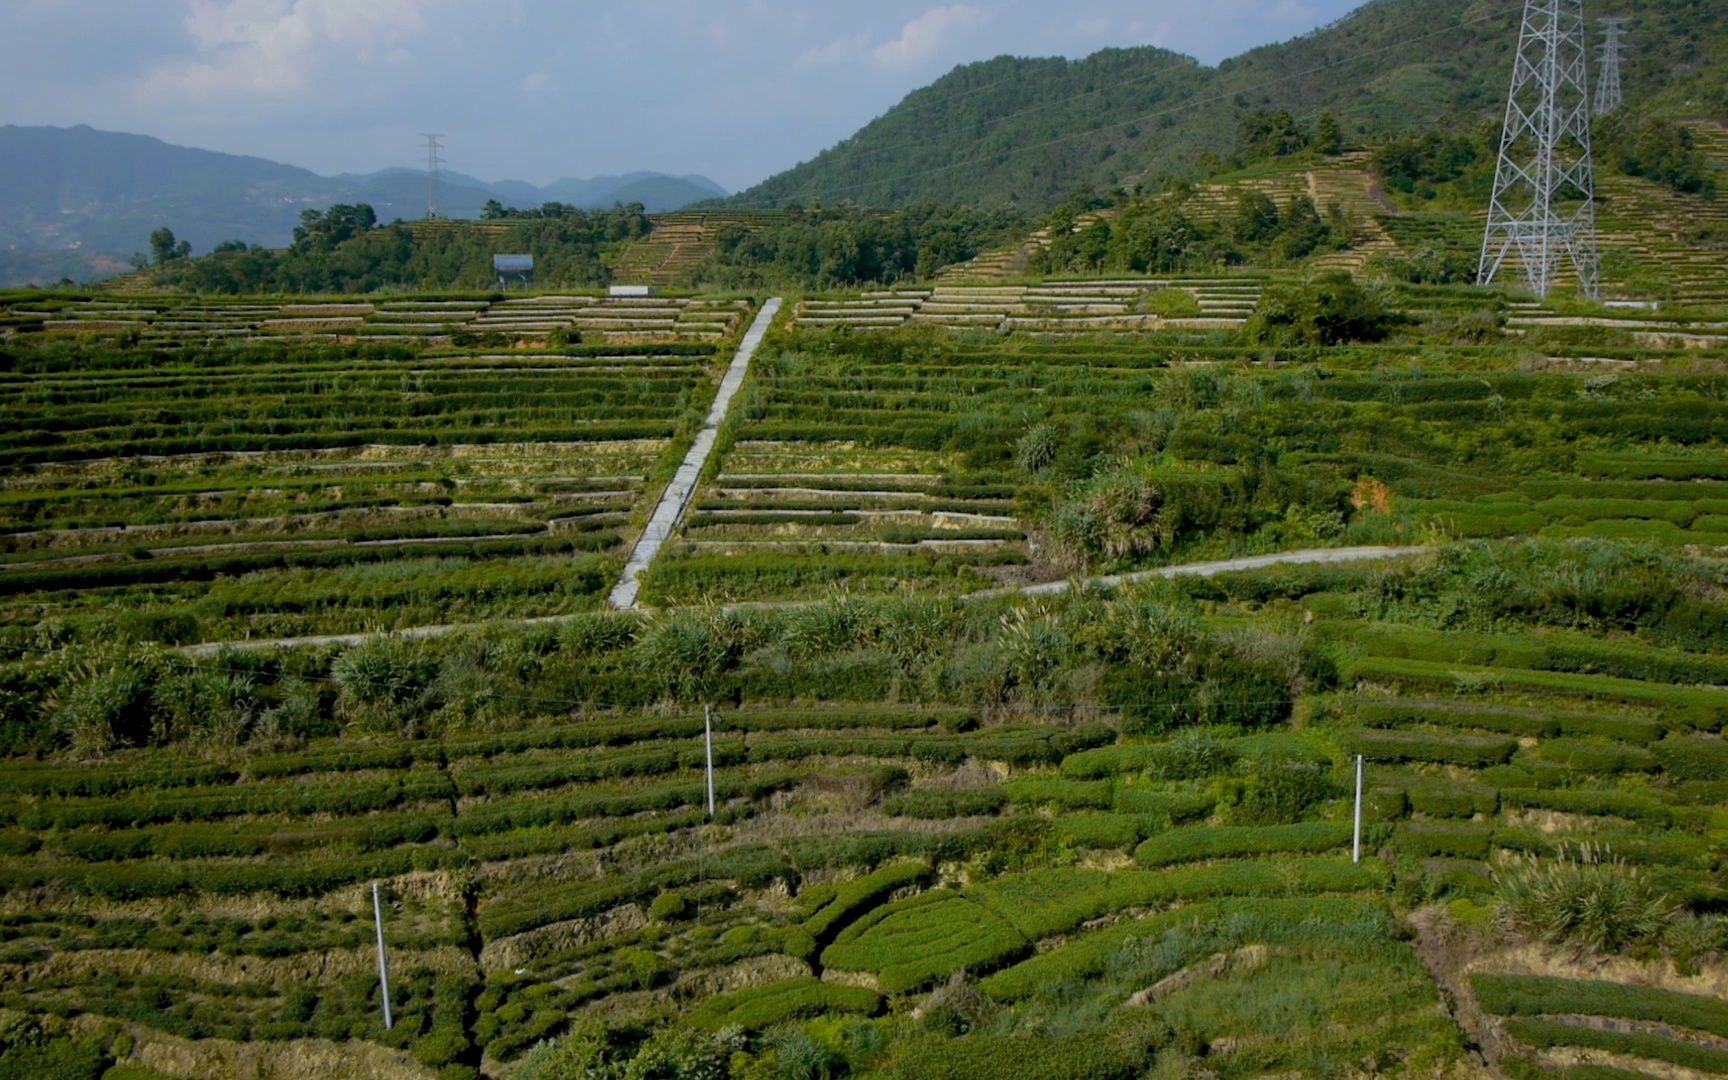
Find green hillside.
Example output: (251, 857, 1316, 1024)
(735, 0, 1728, 212)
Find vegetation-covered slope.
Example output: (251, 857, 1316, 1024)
(734, 0, 1728, 212)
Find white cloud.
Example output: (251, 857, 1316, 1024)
(519, 70, 550, 94)
(794, 32, 870, 71)
(871, 5, 986, 69)
(139, 0, 431, 102)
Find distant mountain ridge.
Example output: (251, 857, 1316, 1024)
(330, 167, 727, 211)
(0, 124, 727, 284)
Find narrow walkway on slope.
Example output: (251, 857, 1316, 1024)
(608, 297, 782, 610)
(974, 545, 1428, 600)
(179, 545, 1426, 657)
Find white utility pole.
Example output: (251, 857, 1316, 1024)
(372, 882, 393, 1030)
(704, 704, 716, 818)
(1352, 755, 1365, 864)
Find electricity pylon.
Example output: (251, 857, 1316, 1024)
(1479, 0, 1601, 299)
(421, 133, 445, 220)
(1595, 18, 1625, 115)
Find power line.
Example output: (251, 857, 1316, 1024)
(763, 1, 1522, 203)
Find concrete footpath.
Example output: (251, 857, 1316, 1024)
(976, 545, 1429, 599)
(607, 297, 782, 609)
(180, 544, 1428, 657)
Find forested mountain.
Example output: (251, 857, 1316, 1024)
(0, 125, 727, 285)
(735, 0, 1728, 211)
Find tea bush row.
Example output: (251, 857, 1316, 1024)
(1134, 821, 1360, 867)
(980, 895, 1383, 1001)
(1341, 729, 1516, 766)
(4, 771, 455, 829)
(1339, 621, 1728, 687)
(687, 978, 882, 1031)
(802, 860, 934, 945)
(1352, 699, 1665, 744)
(1465, 967, 1728, 1036)
(965, 857, 1385, 946)
(1345, 657, 1728, 729)
(479, 844, 792, 939)
(821, 891, 1029, 994)
(1504, 1017, 1728, 1072)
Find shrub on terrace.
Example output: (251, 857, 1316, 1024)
(1495, 846, 1678, 957)
(1049, 461, 1252, 562)
(1014, 424, 1060, 476)
(1106, 652, 1294, 736)
(635, 604, 753, 703)
(1372, 127, 1490, 200)
(1366, 540, 1726, 650)
(1218, 759, 1336, 826)
(1243, 273, 1396, 347)
(1374, 242, 1478, 285)
(331, 638, 440, 736)
(51, 650, 165, 757)
(889, 1017, 1164, 1080)
(514, 1020, 736, 1080)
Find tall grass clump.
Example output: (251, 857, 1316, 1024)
(1494, 845, 1678, 957)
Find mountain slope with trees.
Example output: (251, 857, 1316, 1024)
(734, 0, 1728, 212)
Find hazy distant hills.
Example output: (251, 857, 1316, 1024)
(0, 125, 726, 284)
(329, 167, 728, 216)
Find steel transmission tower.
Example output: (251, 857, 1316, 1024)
(421, 133, 445, 220)
(1478, 0, 1600, 299)
(1595, 18, 1625, 114)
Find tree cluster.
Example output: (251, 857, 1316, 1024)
(149, 203, 652, 294)
(701, 203, 1023, 288)
(1030, 186, 1350, 276)
(1597, 113, 1718, 199)
(1242, 272, 1396, 347)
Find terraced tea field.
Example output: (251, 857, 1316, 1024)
(0, 536, 1722, 1079)
(642, 315, 1728, 605)
(652, 439, 1027, 605)
(0, 319, 762, 648)
(0, 293, 752, 346)
(2, 279, 1727, 1080)
(610, 211, 781, 287)
(793, 278, 1262, 332)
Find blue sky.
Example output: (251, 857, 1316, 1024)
(3, 0, 1366, 191)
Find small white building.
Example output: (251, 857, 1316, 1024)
(609, 284, 656, 298)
